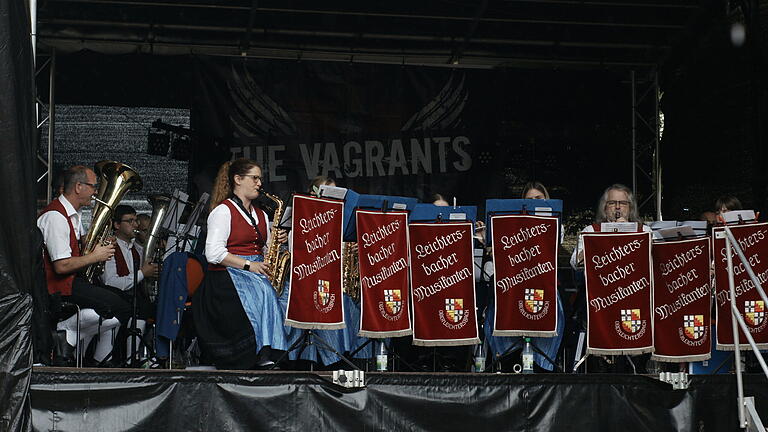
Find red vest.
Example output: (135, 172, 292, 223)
(40, 198, 81, 295)
(114, 242, 141, 277)
(209, 199, 268, 271)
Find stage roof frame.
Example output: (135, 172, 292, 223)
(34, 0, 709, 71)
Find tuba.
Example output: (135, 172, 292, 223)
(81, 161, 143, 283)
(261, 190, 291, 296)
(141, 194, 171, 299)
(342, 242, 360, 301)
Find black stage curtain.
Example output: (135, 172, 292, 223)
(30, 371, 767, 431)
(0, 0, 39, 430)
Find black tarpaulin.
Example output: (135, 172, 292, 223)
(0, 0, 38, 430)
(29, 370, 768, 431)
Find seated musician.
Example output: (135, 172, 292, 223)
(193, 158, 288, 369)
(483, 181, 565, 372)
(570, 183, 651, 269)
(37, 165, 131, 366)
(99, 204, 159, 361)
(135, 213, 151, 247)
(568, 183, 652, 373)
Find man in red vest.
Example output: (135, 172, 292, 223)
(100, 204, 159, 363)
(37, 165, 132, 366)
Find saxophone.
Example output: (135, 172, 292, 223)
(261, 190, 291, 296)
(343, 242, 360, 301)
(82, 161, 143, 283)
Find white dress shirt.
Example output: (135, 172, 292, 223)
(37, 195, 84, 261)
(205, 199, 272, 265)
(101, 237, 145, 291)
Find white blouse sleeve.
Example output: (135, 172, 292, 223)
(570, 225, 595, 270)
(205, 204, 231, 265)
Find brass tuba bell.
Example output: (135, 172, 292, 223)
(81, 161, 143, 283)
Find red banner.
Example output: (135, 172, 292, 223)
(356, 210, 412, 338)
(285, 194, 345, 329)
(583, 232, 654, 355)
(490, 215, 558, 337)
(651, 238, 711, 362)
(712, 223, 768, 350)
(409, 222, 479, 346)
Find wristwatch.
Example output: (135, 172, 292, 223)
(243, 260, 251, 271)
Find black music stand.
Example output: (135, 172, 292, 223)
(271, 190, 360, 371)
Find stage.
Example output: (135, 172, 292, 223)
(30, 368, 767, 431)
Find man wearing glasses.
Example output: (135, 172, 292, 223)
(100, 205, 159, 364)
(38, 165, 131, 366)
(570, 183, 651, 269)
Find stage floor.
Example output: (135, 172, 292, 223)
(30, 367, 767, 431)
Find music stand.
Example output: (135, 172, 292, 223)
(484, 199, 563, 242)
(484, 199, 563, 372)
(273, 189, 359, 371)
(410, 203, 477, 223)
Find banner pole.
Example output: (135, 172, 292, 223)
(725, 234, 747, 428)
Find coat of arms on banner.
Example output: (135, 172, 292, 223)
(524, 289, 545, 314)
(445, 298, 465, 324)
(620, 309, 642, 334)
(313, 279, 336, 313)
(683, 314, 705, 341)
(745, 300, 766, 327)
(384, 289, 402, 315)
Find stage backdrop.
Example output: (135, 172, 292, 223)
(190, 57, 632, 210)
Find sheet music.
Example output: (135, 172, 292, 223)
(600, 222, 638, 233)
(318, 185, 347, 200)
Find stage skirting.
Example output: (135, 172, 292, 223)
(30, 369, 767, 431)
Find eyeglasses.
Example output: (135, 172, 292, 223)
(240, 174, 262, 182)
(120, 218, 138, 224)
(80, 182, 99, 189)
(606, 200, 631, 207)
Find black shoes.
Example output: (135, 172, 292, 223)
(52, 330, 75, 367)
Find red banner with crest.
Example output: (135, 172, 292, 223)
(490, 214, 559, 337)
(583, 232, 654, 355)
(285, 194, 345, 329)
(712, 223, 768, 350)
(357, 210, 412, 337)
(651, 238, 711, 362)
(409, 222, 479, 346)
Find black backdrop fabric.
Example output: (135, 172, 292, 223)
(191, 57, 631, 213)
(0, 0, 38, 430)
(29, 371, 768, 431)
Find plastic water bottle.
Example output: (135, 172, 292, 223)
(522, 338, 534, 374)
(376, 341, 388, 372)
(473, 342, 487, 373)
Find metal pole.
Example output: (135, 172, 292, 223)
(724, 227, 768, 307)
(47, 50, 56, 203)
(631, 70, 637, 196)
(30, 0, 37, 60)
(654, 71, 662, 221)
(726, 236, 747, 428)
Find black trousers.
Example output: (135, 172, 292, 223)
(65, 277, 132, 325)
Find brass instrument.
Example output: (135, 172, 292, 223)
(82, 161, 143, 283)
(261, 190, 291, 296)
(141, 194, 171, 300)
(343, 242, 360, 301)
